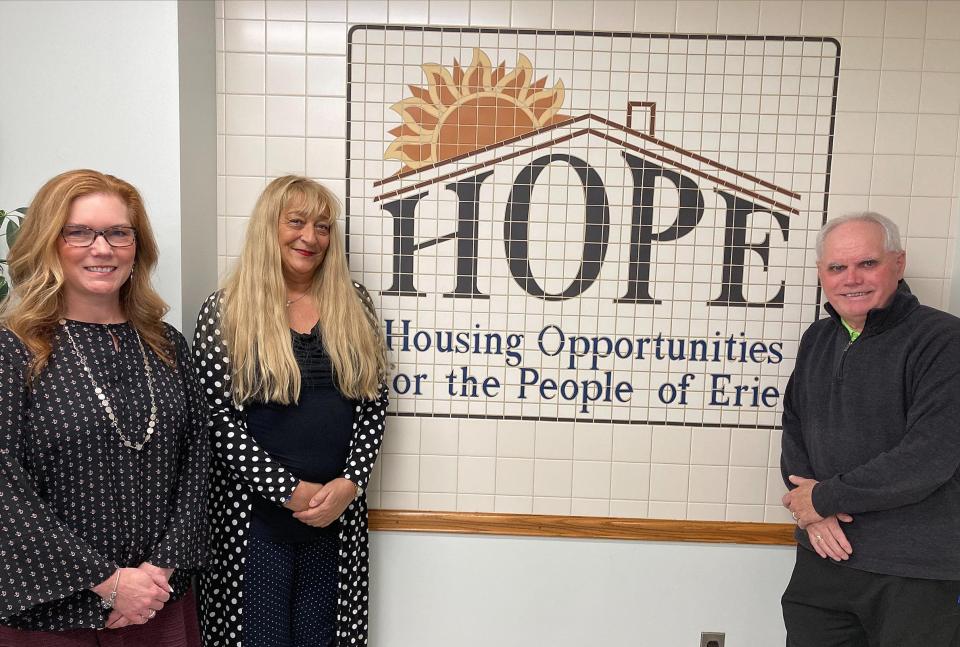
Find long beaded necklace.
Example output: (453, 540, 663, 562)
(61, 319, 158, 450)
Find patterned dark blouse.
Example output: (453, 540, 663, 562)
(0, 321, 208, 630)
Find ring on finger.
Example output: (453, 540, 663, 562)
(148, 610, 157, 619)
(815, 534, 823, 542)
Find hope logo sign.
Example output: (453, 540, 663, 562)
(346, 28, 839, 429)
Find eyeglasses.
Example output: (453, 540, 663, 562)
(283, 217, 330, 237)
(60, 225, 137, 248)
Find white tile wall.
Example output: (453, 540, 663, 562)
(458, 456, 496, 494)
(800, 0, 843, 36)
(419, 454, 458, 491)
(633, 0, 677, 31)
(651, 426, 692, 464)
(883, 1, 926, 38)
(572, 423, 613, 461)
(882, 37, 924, 70)
(469, 1, 511, 26)
(267, 0, 306, 21)
(496, 458, 534, 496)
(225, 53, 265, 93)
(225, 19, 266, 51)
(610, 461, 650, 500)
(267, 54, 306, 94)
(553, 1, 592, 29)
(676, 1, 719, 33)
(649, 464, 689, 501)
(428, 0, 469, 25)
(266, 136, 306, 175)
(534, 422, 574, 460)
(532, 496, 571, 515)
(594, 1, 634, 31)
(218, 0, 960, 525)
(533, 459, 572, 497)
(225, 0, 264, 20)
(510, 0, 551, 29)
(690, 427, 731, 465)
(926, 0, 960, 39)
(758, 0, 800, 33)
(572, 461, 612, 499)
(458, 419, 497, 456)
(689, 465, 728, 503)
(494, 494, 532, 513)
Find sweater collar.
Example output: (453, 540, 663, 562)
(824, 287, 919, 336)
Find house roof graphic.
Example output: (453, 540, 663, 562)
(372, 111, 802, 216)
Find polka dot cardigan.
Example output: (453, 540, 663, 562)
(194, 284, 387, 646)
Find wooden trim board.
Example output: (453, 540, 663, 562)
(370, 510, 796, 546)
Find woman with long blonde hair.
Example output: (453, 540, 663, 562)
(195, 176, 388, 647)
(0, 169, 208, 645)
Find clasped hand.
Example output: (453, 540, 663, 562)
(95, 562, 174, 629)
(285, 477, 357, 528)
(782, 475, 823, 526)
(782, 475, 854, 562)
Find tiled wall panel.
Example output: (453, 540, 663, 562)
(217, 0, 960, 525)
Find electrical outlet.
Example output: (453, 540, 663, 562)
(700, 632, 725, 647)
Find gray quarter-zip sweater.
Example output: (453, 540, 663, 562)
(781, 290, 960, 579)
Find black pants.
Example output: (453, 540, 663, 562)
(242, 533, 339, 647)
(782, 546, 960, 647)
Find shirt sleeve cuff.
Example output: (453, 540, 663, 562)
(811, 480, 839, 518)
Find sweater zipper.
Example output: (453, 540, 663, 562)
(835, 338, 855, 382)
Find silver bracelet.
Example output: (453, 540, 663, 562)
(100, 569, 121, 610)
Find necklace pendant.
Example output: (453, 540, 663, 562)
(63, 321, 158, 452)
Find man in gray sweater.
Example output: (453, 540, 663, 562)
(780, 212, 960, 646)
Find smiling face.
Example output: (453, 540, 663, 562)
(817, 219, 905, 331)
(57, 192, 135, 317)
(277, 200, 331, 287)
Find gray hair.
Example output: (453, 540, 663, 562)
(815, 212, 903, 261)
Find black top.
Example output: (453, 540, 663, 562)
(781, 291, 960, 579)
(0, 322, 209, 629)
(247, 327, 355, 542)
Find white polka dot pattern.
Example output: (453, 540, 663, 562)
(195, 284, 387, 647)
(0, 323, 209, 630)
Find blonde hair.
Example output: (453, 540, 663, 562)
(222, 176, 387, 404)
(2, 169, 173, 376)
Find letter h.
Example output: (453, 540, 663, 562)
(380, 170, 494, 299)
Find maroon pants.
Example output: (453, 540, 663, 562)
(0, 590, 201, 647)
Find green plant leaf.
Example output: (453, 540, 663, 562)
(6, 218, 20, 247)
(0, 209, 23, 301)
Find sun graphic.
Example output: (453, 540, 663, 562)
(385, 48, 571, 172)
